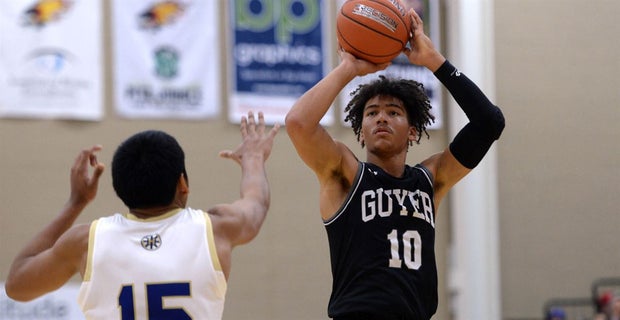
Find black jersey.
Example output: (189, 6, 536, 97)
(324, 162, 437, 320)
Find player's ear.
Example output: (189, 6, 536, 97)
(177, 173, 189, 194)
(408, 127, 417, 143)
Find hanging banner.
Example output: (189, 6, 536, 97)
(0, 0, 103, 120)
(338, 0, 443, 129)
(112, 0, 220, 119)
(228, 0, 332, 125)
(1, 283, 84, 320)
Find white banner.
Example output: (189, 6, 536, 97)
(0, 0, 103, 120)
(112, 0, 220, 119)
(1, 283, 84, 320)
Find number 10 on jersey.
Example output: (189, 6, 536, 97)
(387, 229, 422, 270)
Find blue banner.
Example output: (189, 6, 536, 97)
(229, 0, 332, 125)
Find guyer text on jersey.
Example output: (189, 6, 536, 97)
(361, 188, 435, 228)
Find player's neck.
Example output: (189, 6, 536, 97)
(366, 145, 409, 175)
(129, 205, 184, 219)
(367, 155, 407, 178)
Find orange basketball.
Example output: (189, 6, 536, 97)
(336, 0, 412, 64)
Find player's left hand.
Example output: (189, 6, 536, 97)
(403, 9, 444, 71)
(69, 145, 105, 206)
(219, 111, 280, 165)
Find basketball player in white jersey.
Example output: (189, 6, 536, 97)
(5, 111, 279, 319)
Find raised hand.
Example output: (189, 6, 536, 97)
(69, 145, 105, 207)
(403, 8, 445, 71)
(219, 111, 280, 165)
(337, 48, 391, 78)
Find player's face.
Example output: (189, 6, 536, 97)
(360, 95, 415, 154)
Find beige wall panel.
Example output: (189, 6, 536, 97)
(495, 0, 620, 318)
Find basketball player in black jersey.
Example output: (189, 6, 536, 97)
(285, 9, 505, 320)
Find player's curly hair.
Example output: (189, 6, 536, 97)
(344, 75, 435, 147)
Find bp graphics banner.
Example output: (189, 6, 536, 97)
(112, 0, 220, 119)
(0, 0, 103, 120)
(228, 0, 332, 125)
(337, 0, 443, 129)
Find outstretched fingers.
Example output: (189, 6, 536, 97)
(268, 122, 281, 140)
(219, 111, 280, 164)
(240, 113, 248, 138)
(256, 111, 266, 135)
(246, 111, 256, 135)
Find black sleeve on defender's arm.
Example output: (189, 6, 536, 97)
(434, 60, 505, 169)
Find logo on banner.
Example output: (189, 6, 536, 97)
(12, 47, 86, 99)
(140, 1, 185, 30)
(25, 48, 73, 76)
(154, 46, 179, 79)
(235, 0, 320, 45)
(22, 0, 72, 27)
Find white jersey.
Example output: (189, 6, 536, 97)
(78, 208, 227, 320)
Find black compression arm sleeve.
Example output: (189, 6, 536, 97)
(434, 60, 505, 169)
